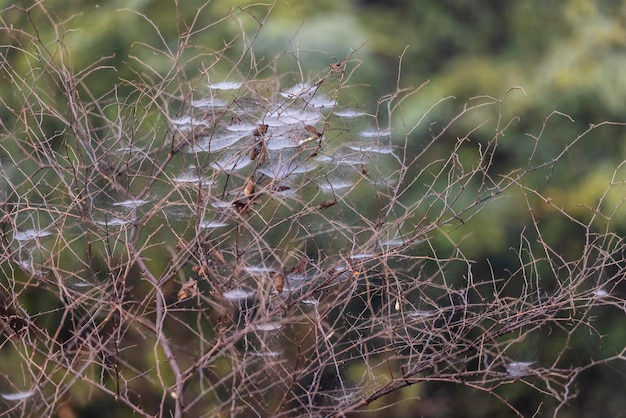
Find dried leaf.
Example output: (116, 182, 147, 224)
(288, 257, 308, 274)
(177, 278, 198, 301)
(257, 146, 267, 165)
(192, 265, 208, 277)
(249, 145, 261, 161)
(234, 199, 252, 217)
(319, 200, 336, 209)
(244, 178, 255, 197)
(297, 125, 323, 146)
(253, 124, 268, 137)
(304, 125, 321, 139)
(273, 272, 285, 293)
(249, 138, 267, 164)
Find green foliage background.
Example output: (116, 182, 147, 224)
(2, 0, 626, 416)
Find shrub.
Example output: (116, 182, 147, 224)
(1, 3, 625, 417)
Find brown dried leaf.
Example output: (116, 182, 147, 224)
(288, 257, 309, 274)
(177, 278, 198, 301)
(234, 199, 252, 217)
(273, 272, 285, 293)
(258, 146, 267, 165)
(244, 178, 255, 197)
(192, 264, 210, 277)
(249, 145, 261, 161)
(319, 200, 336, 209)
(253, 124, 268, 137)
(304, 125, 321, 139)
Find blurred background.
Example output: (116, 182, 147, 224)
(2, 0, 626, 416)
(5, 0, 626, 251)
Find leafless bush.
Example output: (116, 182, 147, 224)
(1, 3, 626, 418)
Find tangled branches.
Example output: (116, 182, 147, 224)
(1, 3, 626, 418)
